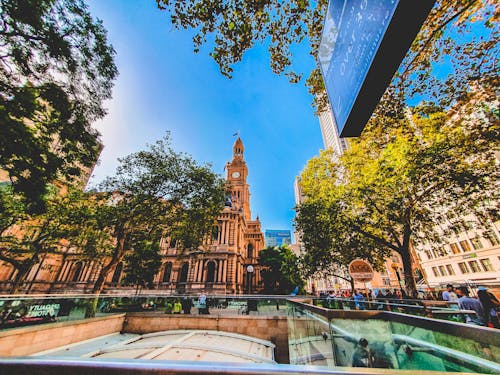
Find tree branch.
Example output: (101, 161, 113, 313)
(365, 194, 403, 248)
(0, 250, 21, 269)
(351, 223, 400, 252)
(400, 0, 478, 79)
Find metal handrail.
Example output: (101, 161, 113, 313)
(0, 357, 478, 375)
(0, 293, 297, 300)
(290, 302, 500, 373)
(391, 334, 500, 373)
(314, 297, 461, 311)
(289, 300, 500, 346)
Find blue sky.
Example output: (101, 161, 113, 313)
(86, 1, 323, 237)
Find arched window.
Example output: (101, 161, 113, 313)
(162, 262, 172, 283)
(178, 263, 189, 283)
(206, 261, 216, 283)
(111, 262, 123, 284)
(72, 262, 83, 282)
(247, 244, 253, 259)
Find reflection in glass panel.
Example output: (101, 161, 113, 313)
(287, 305, 334, 366)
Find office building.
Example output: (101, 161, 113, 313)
(264, 230, 292, 247)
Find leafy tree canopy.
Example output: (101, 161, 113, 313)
(156, 0, 498, 110)
(88, 133, 227, 295)
(258, 245, 304, 294)
(123, 239, 163, 290)
(296, 199, 390, 281)
(296, 99, 499, 296)
(0, 184, 107, 293)
(0, 0, 118, 211)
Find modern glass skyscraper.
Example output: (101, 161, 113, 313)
(318, 104, 349, 156)
(265, 230, 292, 247)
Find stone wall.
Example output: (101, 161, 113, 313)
(124, 313, 289, 363)
(0, 314, 125, 356)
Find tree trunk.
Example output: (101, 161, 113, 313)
(9, 265, 30, 294)
(86, 234, 126, 318)
(9, 253, 40, 294)
(400, 245, 417, 298)
(92, 235, 125, 294)
(400, 214, 417, 298)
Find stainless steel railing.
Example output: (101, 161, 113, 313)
(0, 357, 474, 375)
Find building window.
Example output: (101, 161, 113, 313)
(162, 263, 172, 283)
(459, 240, 472, 252)
(178, 263, 189, 283)
(470, 238, 483, 250)
(480, 258, 494, 272)
(468, 260, 481, 273)
(71, 262, 83, 282)
(485, 231, 500, 246)
(446, 265, 455, 275)
(450, 243, 461, 254)
(206, 261, 216, 283)
(458, 262, 469, 274)
(425, 250, 433, 259)
(432, 267, 440, 277)
(247, 244, 254, 259)
(439, 266, 447, 276)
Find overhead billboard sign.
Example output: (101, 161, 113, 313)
(319, 0, 435, 137)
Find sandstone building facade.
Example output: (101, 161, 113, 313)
(0, 138, 265, 294)
(160, 137, 265, 294)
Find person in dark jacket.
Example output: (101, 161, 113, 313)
(477, 287, 500, 328)
(181, 297, 193, 315)
(352, 338, 373, 367)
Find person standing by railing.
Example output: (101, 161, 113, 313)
(198, 291, 209, 315)
(172, 299, 182, 314)
(353, 290, 365, 310)
(181, 297, 193, 315)
(477, 287, 500, 328)
(456, 286, 485, 326)
(377, 290, 391, 311)
(326, 290, 336, 308)
(442, 284, 459, 303)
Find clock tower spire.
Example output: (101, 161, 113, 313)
(227, 137, 251, 221)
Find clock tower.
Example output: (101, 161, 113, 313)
(226, 137, 251, 221)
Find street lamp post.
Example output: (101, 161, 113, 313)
(246, 265, 254, 294)
(392, 263, 403, 293)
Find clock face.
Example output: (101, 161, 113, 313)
(232, 171, 240, 178)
